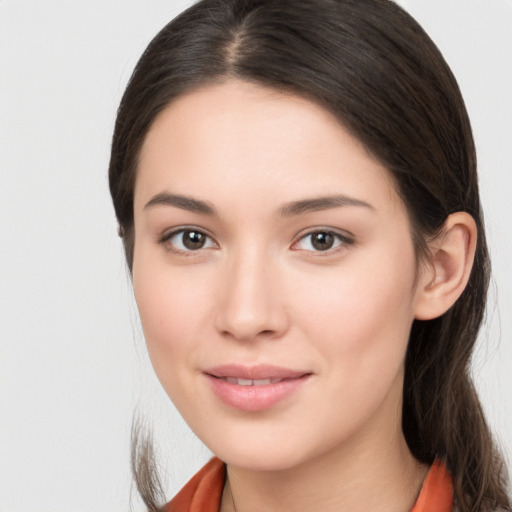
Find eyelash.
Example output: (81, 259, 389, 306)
(158, 227, 355, 256)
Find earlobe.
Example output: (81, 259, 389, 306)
(414, 212, 477, 321)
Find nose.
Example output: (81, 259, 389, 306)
(214, 248, 290, 342)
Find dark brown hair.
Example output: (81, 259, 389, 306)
(109, 0, 510, 510)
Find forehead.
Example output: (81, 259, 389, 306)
(135, 80, 401, 215)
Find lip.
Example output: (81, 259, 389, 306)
(203, 364, 312, 412)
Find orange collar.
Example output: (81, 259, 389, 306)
(166, 457, 225, 512)
(410, 458, 453, 512)
(166, 457, 453, 512)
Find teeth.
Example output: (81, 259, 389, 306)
(223, 377, 275, 386)
(253, 378, 271, 386)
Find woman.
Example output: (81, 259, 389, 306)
(108, 0, 510, 510)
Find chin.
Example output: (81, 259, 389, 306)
(219, 446, 307, 472)
(199, 423, 330, 473)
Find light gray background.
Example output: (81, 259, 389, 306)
(0, 1, 511, 510)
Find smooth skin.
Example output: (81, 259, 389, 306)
(132, 80, 476, 512)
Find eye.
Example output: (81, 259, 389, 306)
(161, 228, 217, 253)
(293, 230, 353, 252)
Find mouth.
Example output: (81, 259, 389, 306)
(203, 364, 312, 412)
(215, 376, 287, 386)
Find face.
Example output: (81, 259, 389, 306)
(132, 80, 425, 471)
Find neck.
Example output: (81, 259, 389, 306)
(221, 413, 428, 512)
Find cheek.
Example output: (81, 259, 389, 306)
(295, 249, 417, 380)
(132, 254, 211, 387)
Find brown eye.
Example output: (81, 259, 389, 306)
(163, 229, 216, 252)
(182, 230, 206, 250)
(311, 232, 335, 251)
(294, 230, 353, 253)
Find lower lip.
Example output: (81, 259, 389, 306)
(205, 374, 311, 412)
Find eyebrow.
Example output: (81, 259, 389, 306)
(280, 195, 374, 216)
(144, 192, 216, 215)
(143, 192, 373, 217)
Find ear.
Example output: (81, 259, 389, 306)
(414, 212, 477, 321)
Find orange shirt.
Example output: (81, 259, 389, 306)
(166, 457, 453, 512)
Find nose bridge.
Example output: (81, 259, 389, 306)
(215, 242, 287, 341)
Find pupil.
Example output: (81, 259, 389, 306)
(312, 232, 334, 251)
(183, 231, 205, 250)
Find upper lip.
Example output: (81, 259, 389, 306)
(204, 364, 311, 380)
